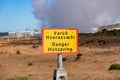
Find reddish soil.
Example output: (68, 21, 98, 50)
(0, 37, 120, 80)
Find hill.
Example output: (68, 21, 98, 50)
(78, 29, 120, 47)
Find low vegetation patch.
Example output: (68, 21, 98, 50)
(16, 50, 21, 55)
(98, 40, 106, 45)
(32, 44, 39, 48)
(0, 51, 4, 54)
(75, 53, 82, 61)
(28, 74, 33, 76)
(109, 63, 120, 70)
(62, 57, 67, 62)
(7, 76, 28, 80)
(0, 51, 7, 54)
(27, 62, 33, 66)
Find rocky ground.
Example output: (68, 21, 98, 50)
(0, 36, 120, 80)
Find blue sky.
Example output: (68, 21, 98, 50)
(0, 0, 37, 32)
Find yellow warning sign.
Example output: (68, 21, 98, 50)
(42, 28, 78, 54)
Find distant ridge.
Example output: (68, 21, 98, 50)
(98, 23, 120, 32)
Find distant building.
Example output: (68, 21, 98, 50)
(98, 24, 120, 32)
(0, 32, 9, 39)
(0, 30, 41, 39)
(8, 31, 32, 38)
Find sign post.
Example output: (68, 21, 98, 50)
(58, 54, 62, 68)
(42, 28, 78, 80)
(53, 53, 67, 80)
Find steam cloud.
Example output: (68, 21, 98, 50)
(32, 0, 120, 32)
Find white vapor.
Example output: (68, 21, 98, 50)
(32, 0, 120, 32)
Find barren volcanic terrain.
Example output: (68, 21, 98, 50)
(0, 30, 120, 80)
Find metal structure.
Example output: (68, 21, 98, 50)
(53, 54, 67, 80)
